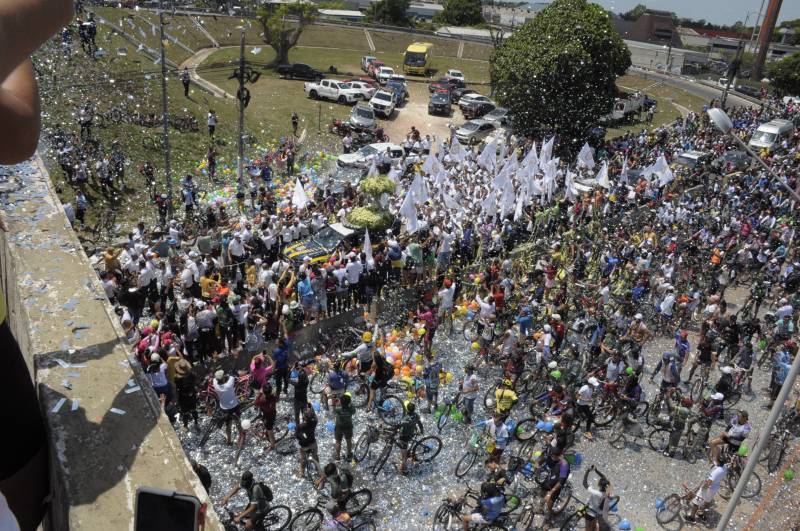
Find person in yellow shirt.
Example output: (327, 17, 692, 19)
(245, 260, 257, 288)
(200, 270, 220, 299)
(494, 379, 518, 419)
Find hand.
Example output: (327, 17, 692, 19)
(234, 515, 242, 524)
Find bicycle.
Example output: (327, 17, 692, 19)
(718, 451, 761, 500)
(655, 483, 714, 526)
(764, 425, 794, 474)
(559, 496, 620, 530)
(289, 490, 373, 531)
(455, 428, 493, 478)
(435, 392, 465, 433)
(370, 425, 441, 478)
(647, 416, 711, 464)
(222, 505, 293, 531)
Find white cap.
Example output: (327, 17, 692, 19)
(711, 392, 724, 401)
(547, 361, 558, 370)
(214, 370, 225, 380)
(543, 324, 552, 332)
(588, 377, 600, 387)
(720, 366, 732, 374)
(150, 353, 161, 362)
(634, 313, 643, 320)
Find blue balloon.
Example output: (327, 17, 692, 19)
(543, 422, 554, 433)
(325, 420, 335, 432)
(619, 519, 631, 530)
(535, 421, 545, 430)
(312, 402, 321, 412)
(574, 453, 583, 466)
(466, 310, 475, 319)
(287, 422, 297, 431)
(383, 399, 393, 410)
(655, 498, 664, 509)
(505, 419, 516, 431)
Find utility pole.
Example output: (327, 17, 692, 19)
(237, 30, 245, 185)
(158, 0, 172, 217)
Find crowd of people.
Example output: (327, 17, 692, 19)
(92, 90, 800, 529)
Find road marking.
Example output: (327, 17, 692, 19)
(742, 441, 800, 531)
(457, 40, 464, 59)
(364, 29, 375, 52)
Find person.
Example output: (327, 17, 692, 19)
(494, 378, 518, 419)
(333, 392, 355, 461)
(686, 455, 728, 522)
(663, 388, 692, 458)
(174, 358, 198, 430)
(316, 462, 353, 509)
(422, 360, 442, 413)
(146, 352, 172, 405)
(582, 465, 613, 531)
(181, 67, 190, 97)
(321, 360, 347, 411)
(289, 361, 309, 425)
(709, 409, 750, 463)
(272, 337, 292, 398)
(576, 377, 599, 440)
(485, 412, 510, 463)
(650, 352, 681, 391)
(191, 459, 212, 494)
(253, 381, 278, 452)
(462, 482, 505, 530)
(461, 365, 479, 424)
(398, 402, 423, 474)
(291, 112, 299, 136)
(213, 369, 242, 445)
(220, 471, 272, 530)
(543, 447, 570, 515)
(296, 406, 320, 478)
(207, 109, 217, 139)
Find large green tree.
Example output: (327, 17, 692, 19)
(490, 0, 630, 153)
(767, 52, 800, 96)
(367, 0, 410, 26)
(436, 0, 484, 27)
(257, 4, 317, 66)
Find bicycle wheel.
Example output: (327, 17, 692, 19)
(198, 416, 222, 448)
(309, 373, 325, 395)
(608, 423, 626, 450)
(559, 510, 582, 531)
(352, 521, 376, 531)
(551, 483, 572, 515)
(412, 435, 442, 463)
(436, 405, 452, 433)
(464, 322, 479, 342)
(349, 380, 369, 409)
(353, 432, 372, 463)
(655, 494, 682, 525)
(516, 505, 536, 531)
(262, 504, 292, 530)
(739, 470, 761, 499)
(371, 441, 392, 478)
(768, 443, 786, 474)
(725, 389, 742, 408)
(433, 504, 458, 531)
(305, 459, 321, 488)
(645, 397, 663, 426)
(690, 378, 704, 402)
(276, 437, 298, 456)
(273, 415, 290, 442)
(634, 400, 649, 418)
(514, 418, 539, 442)
(377, 395, 404, 426)
(290, 508, 323, 531)
(345, 488, 372, 515)
(483, 383, 499, 409)
(647, 428, 670, 453)
(593, 402, 617, 427)
(455, 451, 477, 478)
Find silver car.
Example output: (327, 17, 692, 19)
(455, 119, 496, 145)
(349, 105, 376, 130)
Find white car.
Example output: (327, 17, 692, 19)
(376, 66, 395, 85)
(458, 92, 492, 111)
(345, 81, 376, 100)
(337, 142, 414, 168)
(304, 79, 360, 104)
(369, 90, 396, 118)
(445, 69, 464, 82)
(361, 55, 377, 72)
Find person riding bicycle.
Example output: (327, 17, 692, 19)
(663, 389, 693, 458)
(343, 331, 375, 375)
(583, 465, 613, 531)
(620, 371, 642, 415)
(370, 349, 394, 411)
(461, 482, 505, 530)
(687, 320, 717, 382)
(220, 471, 272, 530)
(543, 447, 570, 515)
(709, 409, 751, 464)
(650, 352, 681, 391)
(398, 402, 423, 474)
(494, 378, 518, 420)
(321, 360, 347, 411)
(714, 365, 734, 397)
(485, 412, 510, 463)
(685, 454, 728, 523)
(316, 462, 353, 509)
(621, 313, 651, 359)
(674, 329, 690, 369)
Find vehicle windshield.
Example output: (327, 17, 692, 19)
(357, 145, 378, 157)
(404, 51, 426, 66)
(374, 92, 392, 102)
(486, 108, 505, 118)
(354, 107, 374, 118)
(334, 82, 346, 89)
(432, 93, 449, 103)
(312, 226, 344, 249)
(461, 122, 480, 131)
(751, 130, 777, 143)
(675, 156, 697, 167)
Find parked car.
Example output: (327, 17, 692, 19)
(326, 166, 366, 195)
(445, 69, 465, 82)
(455, 119, 496, 145)
(673, 150, 711, 171)
(451, 87, 477, 104)
(368, 60, 385, 78)
(376, 66, 395, 85)
(304, 79, 361, 104)
(428, 91, 451, 116)
(345, 76, 379, 89)
(710, 150, 751, 173)
(428, 77, 465, 94)
(459, 93, 495, 119)
(276, 63, 324, 80)
(369, 90, 396, 118)
(482, 107, 509, 126)
(361, 55, 377, 72)
(346, 81, 377, 100)
(735, 85, 760, 98)
(349, 104, 376, 130)
(337, 142, 418, 168)
(385, 80, 407, 106)
(283, 223, 357, 266)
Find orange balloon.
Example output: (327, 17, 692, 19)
(394, 368, 400, 376)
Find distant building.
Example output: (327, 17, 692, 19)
(317, 8, 365, 21)
(611, 9, 681, 48)
(407, 2, 443, 20)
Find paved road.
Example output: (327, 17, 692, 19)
(630, 68, 759, 110)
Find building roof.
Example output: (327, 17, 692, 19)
(408, 2, 444, 11)
(318, 9, 365, 17)
(436, 26, 495, 39)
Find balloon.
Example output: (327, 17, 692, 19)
(471, 341, 480, 350)
(467, 310, 475, 319)
(415, 365, 423, 373)
(325, 420, 335, 432)
(241, 419, 252, 430)
(784, 469, 795, 481)
(394, 368, 400, 376)
(287, 422, 297, 431)
(550, 370, 562, 380)
(738, 443, 749, 457)
(312, 401, 321, 412)
(417, 328, 426, 336)
(445, 372, 453, 383)
(619, 520, 631, 531)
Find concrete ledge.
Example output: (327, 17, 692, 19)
(0, 157, 222, 530)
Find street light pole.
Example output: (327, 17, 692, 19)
(158, 0, 172, 217)
(708, 107, 800, 531)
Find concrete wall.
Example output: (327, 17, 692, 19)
(0, 157, 222, 530)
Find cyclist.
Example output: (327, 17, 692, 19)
(685, 454, 728, 522)
(621, 313, 651, 360)
(650, 352, 681, 391)
(398, 402, 423, 474)
(253, 382, 278, 452)
(316, 462, 353, 510)
(714, 365, 734, 397)
(321, 360, 347, 411)
(663, 388, 693, 458)
(543, 447, 570, 516)
(333, 393, 355, 461)
(461, 482, 505, 530)
(213, 369, 242, 446)
(220, 471, 272, 530)
(687, 320, 716, 382)
(494, 378, 518, 420)
(582, 465, 613, 531)
(296, 406, 320, 479)
(485, 412, 510, 463)
(708, 409, 751, 464)
(461, 365, 480, 424)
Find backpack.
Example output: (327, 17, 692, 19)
(255, 482, 273, 502)
(376, 355, 394, 381)
(785, 271, 800, 294)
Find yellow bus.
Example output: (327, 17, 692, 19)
(403, 42, 433, 76)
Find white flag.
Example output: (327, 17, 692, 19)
(499, 178, 516, 220)
(620, 157, 629, 185)
(422, 153, 437, 175)
(367, 161, 379, 179)
(410, 173, 429, 204)
(658, 166, 675, 187)
(564, 170, 578, 201)
(577, 143, 595, 170)
(481, 190, 497, 218)
(521, 141, 538, 174)
(539, 136, 554, 167)
(596, 161, 610, 189)
(292, 178, 310, 210)
(478, 139, 497, 171)
(363, 229, 374, 267)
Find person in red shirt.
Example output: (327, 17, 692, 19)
(253, 382, 279, 452)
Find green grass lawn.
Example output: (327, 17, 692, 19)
(298, 25, 369, 50)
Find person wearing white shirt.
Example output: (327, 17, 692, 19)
(212, 370, 241, 445)
(346, 257, 363, 305)
(437, 229, 455, 270)
(688, 460, 728, 522)
(660, 289, 676, 318)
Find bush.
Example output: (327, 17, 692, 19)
(346, 206, 394, 230)
(359, 176, 396, 198)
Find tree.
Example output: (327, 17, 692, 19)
(490, 0, 631, 154)
(620, 3, 647, 21)
(436, 0, 484, 27)
(367, 0, 410, 26)
(257, 4, 317, 66)
(766, 52, 800, 96)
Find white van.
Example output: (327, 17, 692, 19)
(748, 119, 795, 152)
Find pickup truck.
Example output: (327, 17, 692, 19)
(369, 90, 396, 118)
(304, 79, 361, 104)
(276, 63, 324, 80)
